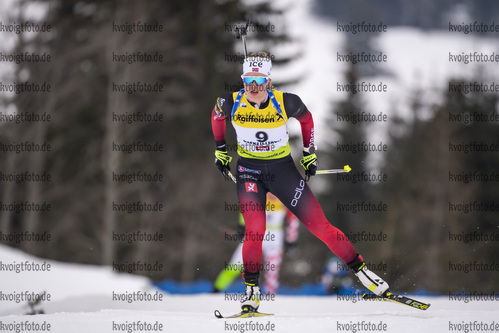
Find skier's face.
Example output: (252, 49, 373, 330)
(242, 72, 271, 104)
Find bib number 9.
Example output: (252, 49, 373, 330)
(255, 131, 268, 142)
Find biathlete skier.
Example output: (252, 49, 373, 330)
(211, 51, 389, 312)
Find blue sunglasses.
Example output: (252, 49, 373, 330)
(241, 76, 270, 85)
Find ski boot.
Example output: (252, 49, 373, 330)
(347, 254, 389, 296)
(241, 272, 261, 312)
(241, 283, 261, 312)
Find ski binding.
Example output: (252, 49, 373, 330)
(214, 309, 274, 319)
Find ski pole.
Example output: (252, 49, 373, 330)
(316, 165, 352, 174)
(227, 166, 350, 181)
(223, 169, 237, 183)
(235, 19, 250, 58)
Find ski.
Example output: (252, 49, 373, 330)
(362, 291, 431, 310)
(214, 309, 274, 319)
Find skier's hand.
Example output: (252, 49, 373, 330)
(300, 151, 317, 181)
(214, 148, 232, 178)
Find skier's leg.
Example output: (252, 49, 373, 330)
(268, 158, 389, 295)
(236, 163, 268, 310)
(268, 162, 357, 263)
(236, 185, 267, 276)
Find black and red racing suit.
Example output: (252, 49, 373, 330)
(211, 89, 358, 278)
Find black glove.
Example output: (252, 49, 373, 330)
(300, 151, 317, 181)
(214, 148, 232, 178)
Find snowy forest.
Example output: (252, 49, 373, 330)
(1, 0, 499, 295)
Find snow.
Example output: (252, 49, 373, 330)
(0, 244, 153, 315)
(1, 244, 498, 333)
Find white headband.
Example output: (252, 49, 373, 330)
(242, 56, 272, 77)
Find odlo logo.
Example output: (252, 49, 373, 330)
(291, 179, 305, 207)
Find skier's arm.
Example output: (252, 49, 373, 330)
(211, 94, 234, 176)
(297, 110, 318, 179)
(211, 107, 227, 148)
(295, 110, 314, 149)
(283, 93, 315, 149)
(283, 93, 317, 178)
(211, 95, 228, 148)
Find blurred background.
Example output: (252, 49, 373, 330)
(1, 0, 499, 296)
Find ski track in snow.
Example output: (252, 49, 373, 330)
(2, 244, 498, 332)
(1, 294, 498, 333)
